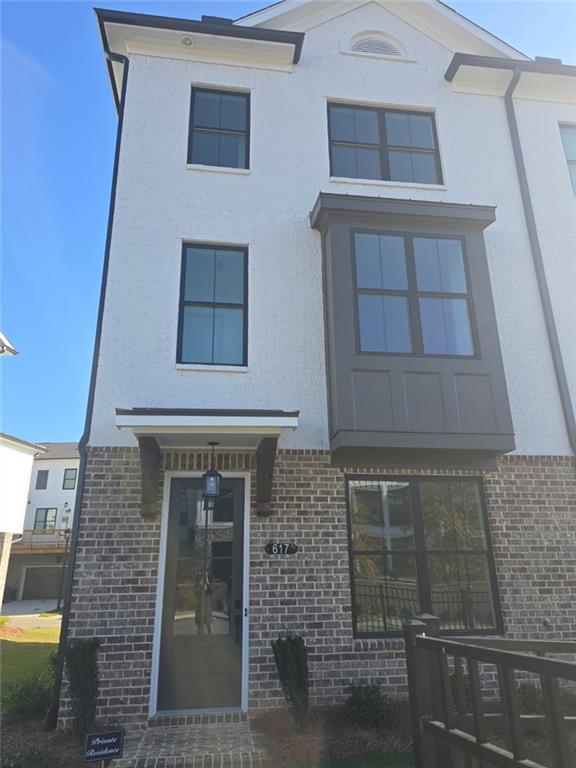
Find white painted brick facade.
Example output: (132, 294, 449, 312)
(89, 1, 576, 455)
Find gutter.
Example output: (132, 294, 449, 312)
(445, 54, 576, 455)
(44, 27, 130, 728)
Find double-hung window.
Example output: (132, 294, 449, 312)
(560, 124, 576, 193)
(178, 244, 248, 366)
(34, 508, 57, 530)
(347, 477, 501, 635)
(354, 232, 475, 356)
(188, 87, 249, 169)
(35, 469, 48, 490)
(328, 104, 442, 184)
(62, 468, 77, 490)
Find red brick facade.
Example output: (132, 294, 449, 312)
(60, 448, 576, 730)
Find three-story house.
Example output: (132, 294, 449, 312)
(54, 0, 576, 734)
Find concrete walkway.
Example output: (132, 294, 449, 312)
(1, 599, 62, 628)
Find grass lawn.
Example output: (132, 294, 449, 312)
(0, 626, 59, 693)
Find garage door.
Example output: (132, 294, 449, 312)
(21, 567, 64, 600)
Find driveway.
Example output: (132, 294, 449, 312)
(1, 599, 62, 628)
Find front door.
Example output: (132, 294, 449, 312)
(157, 478, 245, 711)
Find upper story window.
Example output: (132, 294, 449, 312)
(347, 477, 501, 636)
(34, 507, 57, 530)
(354, 232, 475, 356)
(188, 87, 250, 169)
(35, 469, 48, 490)
(177, 244, 248, 366)
(328, 104, 442, 184)
(560, 124, 576, 193)
(62, 468, 77, 490)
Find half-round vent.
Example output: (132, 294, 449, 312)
(351, 36, 402, 57)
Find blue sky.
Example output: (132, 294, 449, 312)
(2, 0, 575, 443)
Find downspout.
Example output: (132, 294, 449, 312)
(45, 46, 130, 729)
(503, 67, 576, 453)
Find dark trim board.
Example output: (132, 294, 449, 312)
(444, 52, 576, 82)
(95, 7, 305, 67)
(310, 193, 496, 232)
(116, 407, 300, 418)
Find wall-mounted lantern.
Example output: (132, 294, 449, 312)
(202, 442, 221, 511)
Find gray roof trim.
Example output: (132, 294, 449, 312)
(95, 7, 305, 65)
(35, 442, 80, 461)
(310, 193, 496, 232)
(115, 407, 300, 418)
(445, 52, 576, 82)
(0, 433, 46, 453)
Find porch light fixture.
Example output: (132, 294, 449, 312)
(202, 442, 221, 511)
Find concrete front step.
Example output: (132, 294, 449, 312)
(115, 722, 266, 768)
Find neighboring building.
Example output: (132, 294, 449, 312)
(5, 443, 79, 602)
(58, 0, 575, 732)
(0, 331, 18, 357)
(0, 433, 45, 603)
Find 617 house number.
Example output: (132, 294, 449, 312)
(265, 542, 298, 555)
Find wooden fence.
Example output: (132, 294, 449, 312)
(403, 614, 576, 768)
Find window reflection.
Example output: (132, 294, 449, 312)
(173, 488, 235, 637)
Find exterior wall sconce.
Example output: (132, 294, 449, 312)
(202, 442, 221, 511)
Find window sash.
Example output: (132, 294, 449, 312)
(63, 468, 77, 490)
(353, 231, 476, 358)
(188, 88, 249, 169)
(35, 470, 48, 490)
(328, 104, 442, 184)
(34, 508, 57, 530)
(347, 477, 502, 636)
(177, 245, 248, 366)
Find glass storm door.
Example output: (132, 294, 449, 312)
(158, 478, 245, 711)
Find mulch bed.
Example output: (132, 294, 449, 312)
(253, 702, 413, 767)
(2, 716, 86, 768)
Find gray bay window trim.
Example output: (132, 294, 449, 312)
(327, 103, 443, 184)
(187, 87, 250, 169)
(177, 243, 249, 366)
(345, 475, 504, 638)
(311, 194, 515, 459)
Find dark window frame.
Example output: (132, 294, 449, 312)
(351, 228, 479, 358)
(177, 243, 249, 366)
(33, 507, 58, 530)
(345, 475, 504, 638)
(187, 86, 250, 169)
(35, 469, 48, 490)
(327, 103, 443, 184)
(62, 468, 77, 490)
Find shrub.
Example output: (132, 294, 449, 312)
(517, 682, 543, 714)
(271, 634, 309, 732)
(64, 637, 101, 735)
(0, 616, 9, 628)
(345, 682, 393, 728)
(1, 741, 59, 768)
(3, 673, 53, 718)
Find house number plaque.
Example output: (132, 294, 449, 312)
(265, 542, 298, 555)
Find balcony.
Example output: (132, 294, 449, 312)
(11, 528, 70, 554)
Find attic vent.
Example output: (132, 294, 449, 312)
(348, 32, 405, 58)
(351, 35, 403, 58)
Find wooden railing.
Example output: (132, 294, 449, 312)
(403, 614, 576, 768)
(11, 528, 70, 550)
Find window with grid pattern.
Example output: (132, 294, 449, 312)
(188, 88, 249, 169)
(347, 477, 501, 636)
(178, 244, 247, 366)
(354, 232, 475, 357)
(328, 104, 442, 184)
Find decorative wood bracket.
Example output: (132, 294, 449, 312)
(138, 436, 160, 518)
(256, 437, 278, 516)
